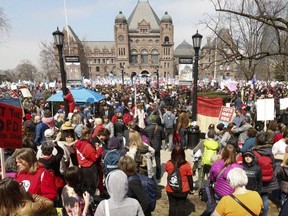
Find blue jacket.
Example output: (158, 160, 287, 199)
(34, 122, 49, 146)
(240, 137, 256, 153)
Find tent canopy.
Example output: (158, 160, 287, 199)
(47, 87, 104, 103)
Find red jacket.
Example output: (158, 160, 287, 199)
(75, 139, 102, 167)
(92, 124, 105, 138)
(16, 165, 57, 201)
(64, 92, 75, 113)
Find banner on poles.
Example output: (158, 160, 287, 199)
(0, 103, 22, 148)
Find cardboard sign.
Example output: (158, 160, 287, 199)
(0, 103, 22, 148)
(20, 88, 32, 98)
(218, 106, 235, 126)
(280, 98, 288, 110)
(257, 99, 274, 121)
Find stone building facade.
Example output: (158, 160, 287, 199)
(65, 1, 175, 80)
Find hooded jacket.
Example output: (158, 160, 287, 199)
(242, 150, 262, 194)
(95, 170, 144, 216)
(202, 139, 219, 165)
(75, 139, 102, 167)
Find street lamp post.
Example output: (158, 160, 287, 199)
(121, 65, 124, 88)
(154, 66, 159, 91)
(53, 27, 69, 118)
(191, 31, 203, 121)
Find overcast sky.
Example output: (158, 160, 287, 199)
(0, 0, 216, 70)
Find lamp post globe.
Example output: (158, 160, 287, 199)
(53, 27, 69, 118)
(191, 31, 202, 122)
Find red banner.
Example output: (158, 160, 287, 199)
(0, 103, 22, 148)
(197, 96, 223, 117)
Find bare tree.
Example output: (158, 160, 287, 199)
(201, 0, 288, 80)
(0, 6, 10, 43)
(15, 60, 38, 81)
(39, 41, 59, 81)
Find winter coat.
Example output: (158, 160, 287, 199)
(209, 159, 242, 197)
(202, 139, 219, 165)
(253, 144, 279, 193)
(242, 150, 262, 194)
(64, 92, 75, 113)
(240, 137, 256, 153)
(277, 165, 288, 194)
(34, 121, 49, 146)
(114, 120, 127, 137)
(143, 123, 166, 152)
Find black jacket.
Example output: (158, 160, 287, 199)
(143, 123, 165, 151)
(242, 150, 262, 194)
(114, 120, 127, 137)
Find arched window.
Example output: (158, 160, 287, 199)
(96, 66, 100, 72)
(151, 49, 159, 64)
(131, 49, 138, 64)
(164, 36, 169, 43)
(141, 49, 148, 64)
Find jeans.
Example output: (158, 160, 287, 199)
(167, 192, 188, 216)
(180, 128, 188, 147)
(165, 128, 174, 150)
(261, 193, 269, 216)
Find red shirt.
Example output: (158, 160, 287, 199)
(16, 165, 57, 201)
(165, 161, 192, 193)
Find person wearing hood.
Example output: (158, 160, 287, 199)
(94, 169, 144, 216)
(242, 150, 262, 194)
(75, 126, 102, 197)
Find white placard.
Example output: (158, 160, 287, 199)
(257, 99, 275, 121)
(11, 84, 17, 90)
(20, 88, 32, 98)
(280, 98, 288, 110)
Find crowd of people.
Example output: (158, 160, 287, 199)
(0, 80, 288, 215)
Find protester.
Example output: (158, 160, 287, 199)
(61, 166, 91, 216)
(0, 177, 54, 216)
(119, 155, 151, 216)
(211, 168, 263, 216)
(94, 169, 144, 216)
(14, 148, 58, 201)
(209, 144, 242, 200)
(165, 145, 194, 216)
(143, 115, 166, 180)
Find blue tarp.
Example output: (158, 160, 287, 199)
(46, 87, 105, 103)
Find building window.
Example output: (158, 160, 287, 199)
(96, 67, 100, 72)
(141, 49, 148, 64)
(140, 29, 148, 34)
(103, 59, 106, 64)
(131, 49, 138, 64)
(151, 49, 159, 64)
(94, 59, 97, 63)
(164, 36, 169, 44)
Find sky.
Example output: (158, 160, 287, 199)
(0, 0, 216, 70)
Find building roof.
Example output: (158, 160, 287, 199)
(115, 11, 127, 23)
(174, 40, 194, 58)
(161, 11, 172, 24)
(127, 1, 160, 33)
(63, 25, 82, 44)
(83, 41, 115, 51)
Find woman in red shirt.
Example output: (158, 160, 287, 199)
(165, 145, 194, 216)
(15, 148, 57, 201)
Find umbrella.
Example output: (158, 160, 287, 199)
(46, 87, 105, 103)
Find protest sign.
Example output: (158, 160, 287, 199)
(280, 98, 288, 110)
(257, 99, 274, 121)
(0, 103, 22, 148)
(217, 106, 235, 126)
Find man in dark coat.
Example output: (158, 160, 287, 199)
(143, 115, 165, 180)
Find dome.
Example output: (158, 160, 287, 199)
(161, 12, 172, 24)
(115, 11, 127, 23)
(174, 40, 194, 58)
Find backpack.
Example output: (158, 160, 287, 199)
(134, 146, 149, 168)
(163, 113, 175, 129)
(103, 149, 121, 175)
(253, 150, 274, 182)
(167, 163, 182, 192)
(129, 175, 157, 212)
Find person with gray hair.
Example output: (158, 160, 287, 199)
(211, 168, 263, 216)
